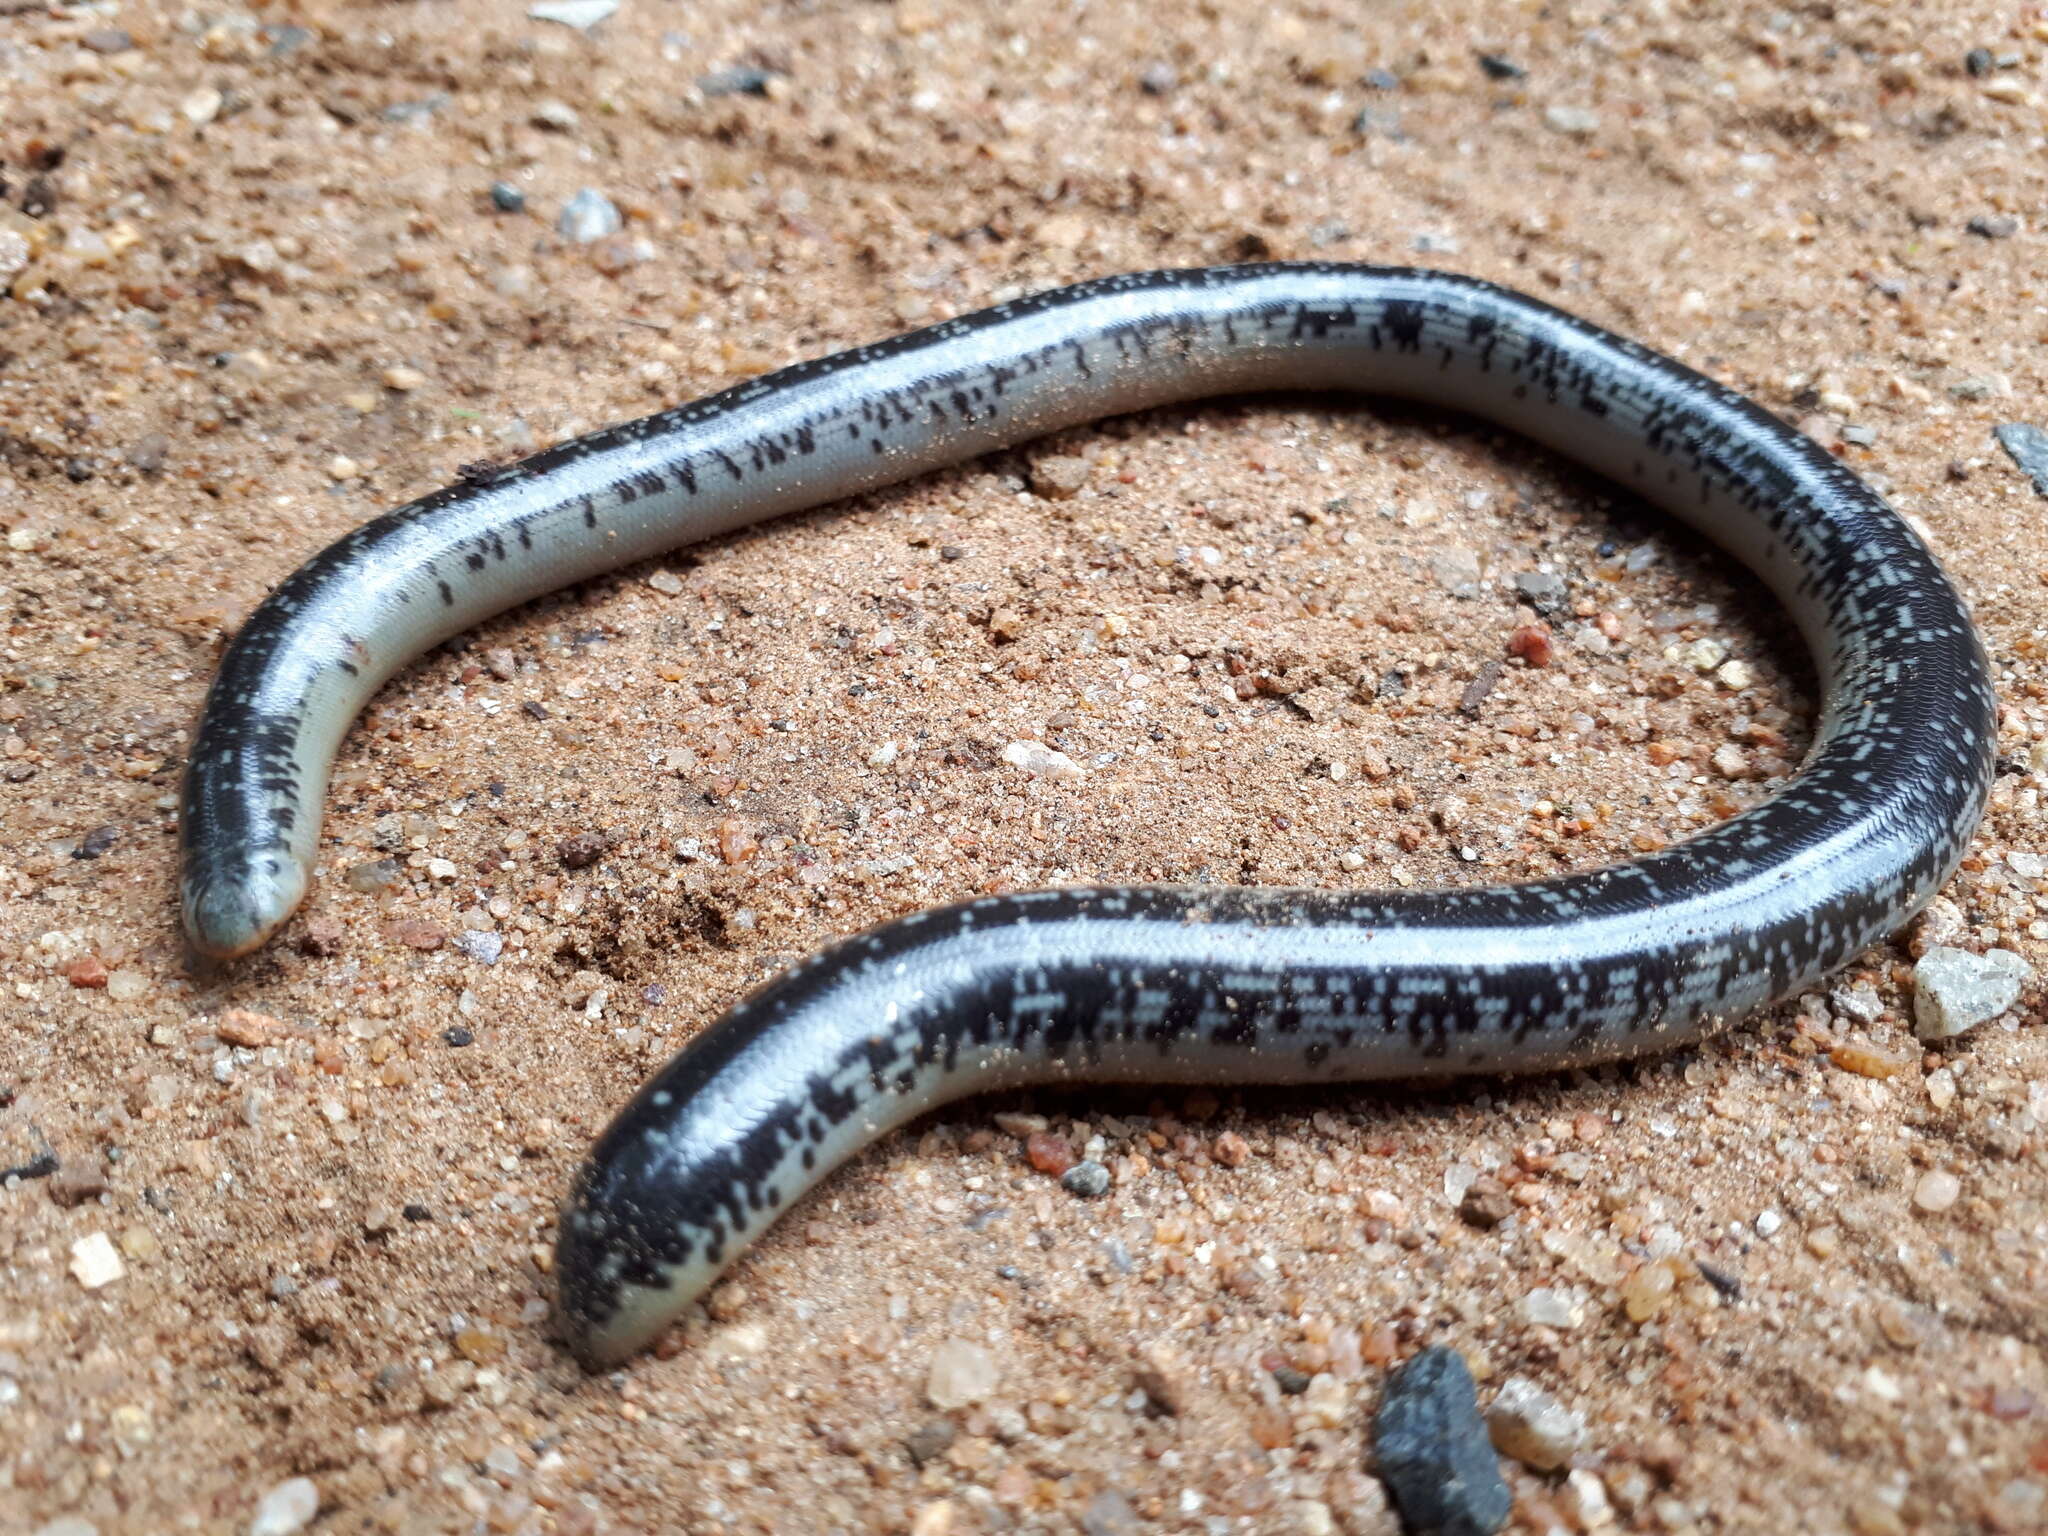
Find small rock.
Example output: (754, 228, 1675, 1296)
(82, 28, 134, 53)
(48, 1163, 110, 1209)
(699, 64, 780, 97)
(105, 969, 150, 1002)
(489, 181, 527, 213)
(1372, 1346, 1511, 1536)
(645, 569, 685, 596)
(249, 1477, 319, 1536)
(1517, 1287, 1580, 1330)
(1431, 547, 1483, 597)
(559, 830, 609, 869)
(297, 917, 345, 957)
(216, 1007, 282, 1047)
(903, 1420, 956, 1467)
(528, 0, 619, 31)
(454, 930, 503, 965)
(1904, 897, 1965, 957)
(926, 1337, 1000, 1409)
(1506, 623, 1553, 667)
(1511, 570, 1567, 613)
(532, 100, 581, 132)
(1080, 1489, 1141, 1536)
(345, 857, 402, 893)
(1912, 1169, 1961, 1214)
(1993, 423, 2048, 498)
(1966, 214, 2020, 239)
(1137, 61, 1178, 95)
(1458, 1176, 1513, 1230)
(1544, 104, 1600, 137)
(1061, 1160, 1111, 1198)
(70, 1231, 126, 1289)
(1829, 982, 1885, 1024)
(1001, 740, 1085, 782)
(64, 955, 109, 989)
(1029, 454, 1092, 499)
(1912, 946, 2030, 1039)
(1026, 1131, 1075, 1176)
(558, 188, 622, 243)
(1485, 1376, 1587, 1471)
(1476, 54, 1524, 81)
(382, 918, 445, 951)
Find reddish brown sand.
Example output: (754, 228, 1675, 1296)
(3, 2, 2046, 1533)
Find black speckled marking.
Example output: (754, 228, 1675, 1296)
(177, 265, 1994, 1368)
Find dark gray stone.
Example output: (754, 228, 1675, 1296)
(1372, 1346, 1511, 1536)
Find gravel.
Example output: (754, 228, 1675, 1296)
(1372, 1346, 1511, 1536)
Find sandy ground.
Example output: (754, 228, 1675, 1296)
(3, 1, 2047, 1532)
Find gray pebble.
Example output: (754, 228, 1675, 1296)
(557, 188, 622, 244)
(454, 930, 504, 966)
(1061, 1160, 1111, 1198)
(1967, 214, 2019, 240)
(489, 182, 526, 213)
(1993, 423, 2048, 497)
(1431, 547, 1483, 597)
(699, 64, 778, 98)
(1372, 1346, 1510, 1536)
(1511, 570, 1568, 614)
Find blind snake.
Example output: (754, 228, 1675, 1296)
(177, 265, 1995, 1367)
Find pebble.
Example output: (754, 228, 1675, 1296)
(1506, 623, 1553, 667)
(926, 1337, 1000, 1409)
(33, 1523, 99, 1536)
(557, 188, 622, 243)
(1001, 740, 1085, 781)
(1966, 214, 2020, 239)
(249, 1477, 319, 1536)
(1911, 946, 2030, 1039)
(1431, 547, 1482, 596)
(1512, 570, 1567, 613)
(1993, 423, 2048, 498)
(1061, 1160, 1111, 1198)
(1372, 1346, 1511, 1536)
(70, 1231, 126, 1289)
(1080, 1489, 1141, 1536)
(1829, 982, 1885, 1024)
(1544, 105, 1600, 137)
(528, 0, 619, 30)
(345, 857, 401, 892)
(1485, 1376, 1588, 1471)
(698, 64, 781, 97)
(1025, 1131, 1075, 1175)
(1904, 897, 1965, 958)
(559, 830, 609, 869)
(489, 182, 526, 213)
(454, 930, 503, 965)
(1517, 1287, 1580, 1329)
(1029, 454, 1092, 499)
(1911, 1169, 1961, 1214)
(1950, 374, 2011, 400)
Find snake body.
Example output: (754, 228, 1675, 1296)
(178, 265, 1995, 1368)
